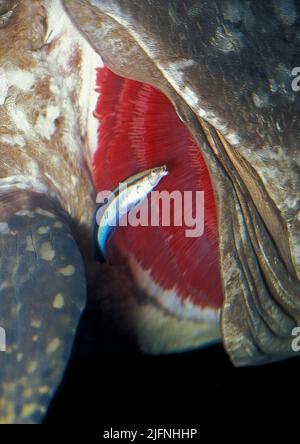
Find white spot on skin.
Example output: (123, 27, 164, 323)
(159, 59, 203, 113)
(39, 386, 50, 395)
(16, 210, 34, 217)
(24, 388, 33, 399)
(0, 134, 26, 147)
(0, 176, 48, 195)
(37, 226, 50, 235)
(6, 69, 35, 92)
(161, 60, 195, 96)
(0, 68, 9, 105)
(47, 338, 60, 354)
(0, 9, 13, 23)
(252, 92, 270, 108)
(59, 265, 75, 277)
(0, 223, 10, 234)
(35, 208, 56, 218)
(31, 319, 41, 329)
(39, 242, 55, 261)
(182, 85, 199, 108)
(226, 132, 241, 146)
(20, 404, 37, 418)
(79, 49, 102, 156)
(198, 107, 241, 146)
(71, 175, 79, 187)
(24, 159, 43, 186)
(8, 106, 32, 135)
(212, 27, 244, 53)
(27, 361, 38, 374)
(0, 282, 10, 291)
(35, 105, 60, 140)
(25, 236, 35, 252)
(44, 172, 62, 193)
(53, 293, 65, 309)
(54, 221, 63, 229)
(199, 108, 207, 118)
(269, 79, 279, 93)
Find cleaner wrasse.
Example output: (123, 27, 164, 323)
(96, 166, 168, 257)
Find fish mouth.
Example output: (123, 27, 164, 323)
(69, 12, 224, 351)
(61, 0, 300, 366)
(30, 1, 223, 355)
(92, 66, 223, 353)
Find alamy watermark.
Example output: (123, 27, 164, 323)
(0, 326, 6, 352)
(291, 67, 300, 92)
(291, 327, 300, 352)
(96, 187, 205, 238)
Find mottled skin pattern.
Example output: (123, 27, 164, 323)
(0, 0, 299, 423)
(0, 191, 86, 423)
(63, 0, 300, 365)
(0, 0, 97, 422)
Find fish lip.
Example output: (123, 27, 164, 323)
(62, 0, 300, 365)
(161, 165, 168, 176)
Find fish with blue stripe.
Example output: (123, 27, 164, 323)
(96, 165, 168, 257)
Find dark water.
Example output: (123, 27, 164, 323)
(44, 306, 300, 428)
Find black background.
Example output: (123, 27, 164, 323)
(44, 315, 300, 430)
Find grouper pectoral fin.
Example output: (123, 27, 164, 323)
(0, 190, 86, 424)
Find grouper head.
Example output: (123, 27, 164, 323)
(61, 0, 300, 366)
(1, 0, 300, 423)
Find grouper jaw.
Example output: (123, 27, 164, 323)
(62, 0, 300, 365)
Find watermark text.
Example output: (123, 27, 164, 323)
(291, 67, 300, 92)
(96, 187, 205, 238)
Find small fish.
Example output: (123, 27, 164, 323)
(96, 165, 168, 257)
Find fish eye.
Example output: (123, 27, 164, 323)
(99, 197, 108, 207)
